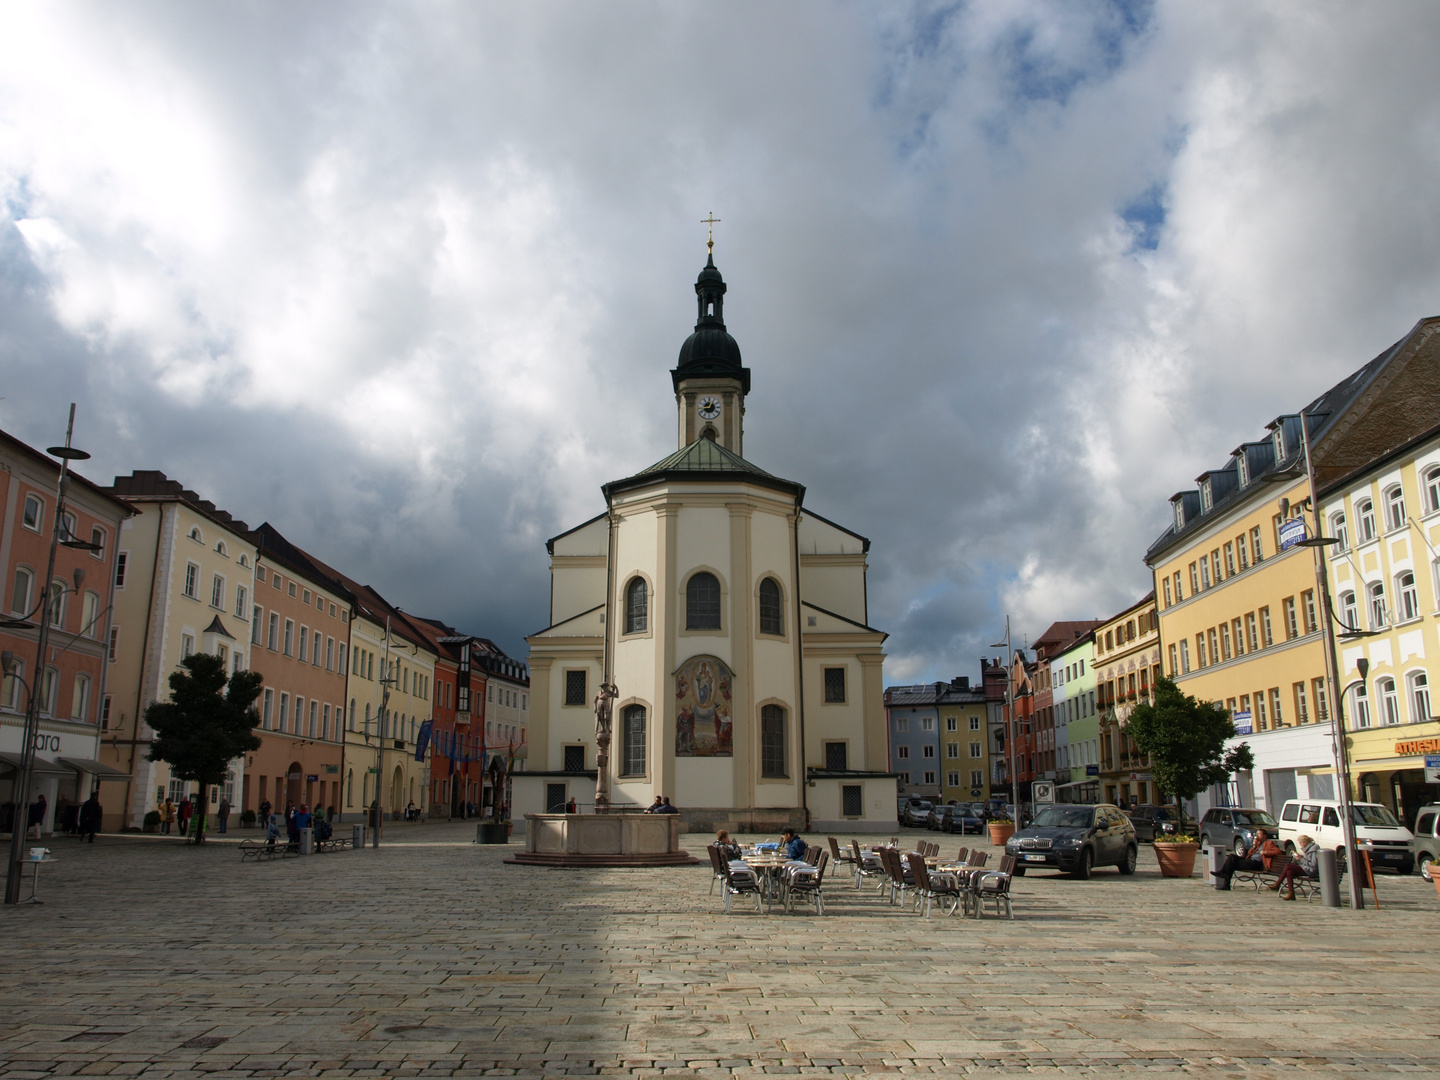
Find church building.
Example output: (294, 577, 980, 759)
(517, 248, 896, 834)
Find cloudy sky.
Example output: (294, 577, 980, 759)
(4, 1, 1440, 680)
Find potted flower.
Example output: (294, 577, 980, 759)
(1153, 833, 1201, 877)
(988, 814, 1016, 847)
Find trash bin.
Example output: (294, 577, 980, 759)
(299, 827, 313, 855)
(352, 824, 365, 850)
(1201, 842, 1226, 887)
(477, 822, 508, 844)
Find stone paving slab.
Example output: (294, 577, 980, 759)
(3, 824, 1439, 1077)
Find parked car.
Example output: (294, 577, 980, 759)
(1003, 803, 1138, 879)
(1198, 807, 1280, 855)
(1127, 804, 1182, 842)
(902, 800, 933, 828)
(945, 803, 986, 835)
(1413, 804, 1440, 881)
(1275, 799, 1415, 875)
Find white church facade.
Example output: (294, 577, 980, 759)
(517, 250, 896, 834)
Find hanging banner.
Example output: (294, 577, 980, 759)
(414, 720, 432, 761)
(1233, 710, 1253, 735)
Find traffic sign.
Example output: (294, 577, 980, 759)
(1425, 755, 1440, 784)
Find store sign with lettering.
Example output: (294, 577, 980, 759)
(32, 734, 61, 752)
(1396, 738, 1440, 756)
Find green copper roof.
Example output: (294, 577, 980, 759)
(603, 438, 804, 501)
(639, 437, 774, 477)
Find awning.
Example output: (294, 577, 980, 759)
(59, 756, 131, 780)
(0, 752, 75, 779)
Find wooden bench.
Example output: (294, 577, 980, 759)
(1236, 853, 1326, 899)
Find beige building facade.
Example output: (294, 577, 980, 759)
(1094, 594, 1162, 807)
(100, 472, 257, 830)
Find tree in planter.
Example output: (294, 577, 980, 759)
(145, 653, 262, 845)
(1127, 676, 1255, 831)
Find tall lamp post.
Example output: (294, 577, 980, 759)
(1294, 411, 1367, 910)
(991, 618, 1018, 825)
(5, 406, 89, 905)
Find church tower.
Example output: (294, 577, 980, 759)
(671, 251, 750, 454)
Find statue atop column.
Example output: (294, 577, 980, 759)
(593, 682, 618, 813)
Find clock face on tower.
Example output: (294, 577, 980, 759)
(697, 395, 721, 420)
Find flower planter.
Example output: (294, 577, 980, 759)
(988, 822, 1015, 846)
(1432, 871, 1440, 902)
(1153, 841, 1200, 878)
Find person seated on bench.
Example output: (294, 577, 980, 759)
(315, 816, 333, 843)
(1271, 834, 1320, 901)
(1212, 828, 1281, 890)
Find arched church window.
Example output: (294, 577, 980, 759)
(759, 577, 783, 635)
(622, 704, 646, 776)
(686, 572, 721, 630)
(625, 577, 647, 634)
(761, 705, 787, 778)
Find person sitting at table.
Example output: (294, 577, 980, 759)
(1271, 834, 1320, 901)
(1211, 827, 1281, 890)
(780, 828, 807, 860)
(644, 796, 664, 814)
(715, 830, 741, 861)
(654, 797, 680, 814)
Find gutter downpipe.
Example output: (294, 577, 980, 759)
(792, 495, 808, 830)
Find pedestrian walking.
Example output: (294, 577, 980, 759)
(217, 797, 231, 834)
(159, 797, 174, 834)
(27, 792, 47, 839)
(178, 796, 193, 837)
(258, 798, 272, 828)
(78, 792, 103, 842)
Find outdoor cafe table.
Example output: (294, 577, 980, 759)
(743, 851, 795, 912)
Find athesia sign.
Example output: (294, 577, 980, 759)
(1395, 738, 1440, 755)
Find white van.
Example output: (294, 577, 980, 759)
(1276, 799, 1415, 875)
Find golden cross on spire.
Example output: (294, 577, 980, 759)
(702, 212, 721, 254)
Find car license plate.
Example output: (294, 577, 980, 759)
(1024, 853, 1046, 862)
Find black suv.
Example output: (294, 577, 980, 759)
(1127, 804, 1182, 842)
(1004, 804, 1138, 879)
(1198, 807, 1279, 856)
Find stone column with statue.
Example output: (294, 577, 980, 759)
(593, 682, 618, 814)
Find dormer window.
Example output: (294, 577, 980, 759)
(1173, 499, 1185, 531)
(1199, 481, 1212, 512)
(1236, 454, 1249, 487)
(1273, 426, 1286, 460)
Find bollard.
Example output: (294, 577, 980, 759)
(353, 824, 365, 850)
(299, 826, 313, 855)
(1318, 847, 1340, 907)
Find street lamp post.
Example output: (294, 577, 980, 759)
(991, 618, 1018, 825)
(1297, 411, 1366, 911)
(5, 405, 89, 906)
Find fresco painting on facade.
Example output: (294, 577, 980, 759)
(674, 655, 733, 757)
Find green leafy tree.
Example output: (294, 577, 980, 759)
(1127, 676, 1255, 830)
(146, 653, 262, 844)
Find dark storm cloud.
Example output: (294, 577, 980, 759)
(4, 1, 1440, 678)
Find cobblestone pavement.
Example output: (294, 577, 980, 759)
(4, 824, 1439, 1078)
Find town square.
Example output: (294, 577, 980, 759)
(3, 825, 1440, 1078)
